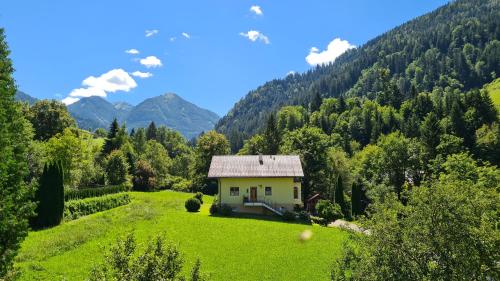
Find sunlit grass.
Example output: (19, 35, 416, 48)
(16, 191, 348, 281)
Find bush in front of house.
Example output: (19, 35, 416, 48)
(298, 211, 311, 222)
(185, 198, 201, 212)
(316, 199, 343, 223)
(219, 204, 233, 216)
(194, 192, 204, 204)
(64, 193, 131, 221)
(209, 203, 218, 215)
(310, 215, 327, 226)
(282, 210, 296, 221)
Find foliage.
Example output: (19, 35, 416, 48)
(142, 140, 172, 188)
(185, 198, 201, 212)
(132, 160, 157, 191)
(310, 215, 327, 226)
(64, 183, 131, 201)
(27, 99, 76, 141)
(209, 203, 218, 215)
(64, 193, 131, 221)
(105, 150, 130, 185)
(194, 192, 204, 204)
(0, 28, 35, 277)
(331, 153, 500, 280)
(237, 134, 266, 155)
(192, 131, 230, 193)
(219, 204, 233, 216)
(282, 210, 296, 221)
(263, 113, 280, 154)
(316, 200, 343, 222)
(88, 233, 206, 281)
(31, 161, 64, 228)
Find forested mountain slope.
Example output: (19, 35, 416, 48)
(216, 0, 500, 148)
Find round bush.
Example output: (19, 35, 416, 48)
(316, 200, 343, 222)
(209, 203, 218, 215)
(185, 198, 201, 212)
(194, 192, 204, 204)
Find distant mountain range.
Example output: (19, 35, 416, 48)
(15, 92, 219, 139)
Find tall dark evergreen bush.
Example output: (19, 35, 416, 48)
(32, 161, 64, 228)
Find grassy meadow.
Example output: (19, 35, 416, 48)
(16, 191, 348, 281)
(486, 78, 500, 113)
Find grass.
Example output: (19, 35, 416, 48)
(485, 77, 500, 113)
(16, 191, 349, 281)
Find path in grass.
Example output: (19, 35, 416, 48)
(16, 191, 348, 281)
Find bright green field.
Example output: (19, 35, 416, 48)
(15, 191, 348, 281)
(486, 78, 500, 113)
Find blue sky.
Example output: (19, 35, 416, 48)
(1, 0, 448, 116)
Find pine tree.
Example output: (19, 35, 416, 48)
(351, 182, 361, 217)
(264, 114, 280, 154)
(335, 175, 346, 216)
(310, 91, 322, 112)
(146, 121, 157, 140)
(420, 112, 441, 158)
(0, 28, 35, 277)
(102, 118, 119, 155)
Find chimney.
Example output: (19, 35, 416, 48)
(258, 153, 263, 165)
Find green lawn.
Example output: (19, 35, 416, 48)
(486, 77, 500, 113)
(16, 191, 348, 281)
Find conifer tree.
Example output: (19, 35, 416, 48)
(32, 161, 64, 228)
(102, 118, 120, 155)
(264, 114, 280, 154)
(146, 121, 157, 140)
(310, 91, 322, 112)
(0, 28, 35, 277)
(420, 112, 441, 158)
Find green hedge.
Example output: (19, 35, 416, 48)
(64, 193, 131, 221)
(65, 183, 131, 201)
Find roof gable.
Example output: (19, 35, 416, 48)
(208, 155, 304, 178)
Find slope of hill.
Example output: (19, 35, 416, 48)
(15, 91, 38, 105)
(16, 191, 347, 281)
(67, 96, 123, 130)
(215, 0, 500, 145)
(126, 93, 220, 139)
(485, 78, 500, 113)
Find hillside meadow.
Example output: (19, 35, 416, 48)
(15, 191, 348, 281)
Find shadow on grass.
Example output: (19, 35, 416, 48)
(208, 212, 313, 226)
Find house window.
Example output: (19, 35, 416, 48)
(230, 187, 239, 196)
(293, 186, 299, 199)
(265, 186, 272, 196)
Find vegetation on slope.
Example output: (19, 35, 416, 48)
(217, 0, 500, 150)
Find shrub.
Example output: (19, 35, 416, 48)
(310, 215, 327, 226)
(132, 160, 156, 191)
(316, 199, 343, 222)
(65, 183, 131, 201)
(64, 193, 131, 221)
(194, 192, 204, 204)
(32, 161, 64, 228)
(209, 203, 218, 215)
(220, 204, 233, 216)
(185, 198, 201, 212)
(172, 178, 192, 192)
(282, 210, 296, 221)
(105, 150, 129, 185)
(298, 211, 311, 222)
(89, 233, 207, 281)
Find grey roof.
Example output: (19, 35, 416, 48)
(208, 155, 304, 178)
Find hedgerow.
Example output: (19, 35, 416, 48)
(64, 193, 131, 220)
(65, 183, 131, 201)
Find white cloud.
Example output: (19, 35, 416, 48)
(139, 56, 162, 68)
(305, 38, 355, 66)
(125, 48, 140, 55)
(62, 96, 80, 105)
(170, 37, 176, 42)
(69, 87, 107, 98)
(145, 29, 159, 37)
(239, 30, 270, 44)
(82, 69, 137, 93)
(181, 32, 190, 39)
(63, 69, 138, 104)
(250, 5, 263, 16)
(131, 71, 153, 78)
